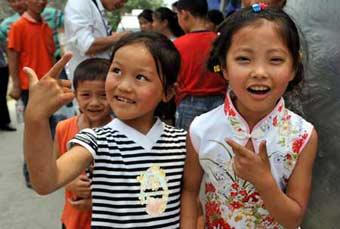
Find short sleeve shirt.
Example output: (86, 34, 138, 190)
(69, 118, 187, 228)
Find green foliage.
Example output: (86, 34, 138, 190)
(108, 0, 164, 31)
(123, 0, 164, 12)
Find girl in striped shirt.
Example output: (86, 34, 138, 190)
(24, 32, 187, 228)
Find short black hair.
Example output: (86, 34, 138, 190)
(177, 0, 208, 18)
(73, 58, 110, 90)
(207, 9, 224, 26)
(138, 9, 153, 23)
(110, 31, 181, 118)
(208, 6, 305, 92)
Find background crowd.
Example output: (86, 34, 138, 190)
(0, 0, 339, 228)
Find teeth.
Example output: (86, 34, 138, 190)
(116, 96, 135, 104)
(249, 86, 269, 91)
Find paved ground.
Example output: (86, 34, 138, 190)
(0, 99, 63, 229)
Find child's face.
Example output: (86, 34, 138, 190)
(223, 20, 295, 118)
(138, 18, 153, 32)
(152, 16, 166, 34)
(25, 0, 47, 15)
(105, 42, 166, 130)
(177, 10, 189, 33)
(75, 80, 111, 127)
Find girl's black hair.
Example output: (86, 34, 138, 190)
(110, 31, 181, 119)
(153, 7, 184, 37)
(176, 0, 208, 18)
(207, 9, 224, 26)
(73, 58, 110, 90)
(138, 9, 153, 23)
(207, 6, 306, 92)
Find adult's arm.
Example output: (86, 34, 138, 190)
(64, 1, 125, 56)
(85, 32, 126, 56)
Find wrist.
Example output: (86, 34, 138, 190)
(254, 173, 277, 194)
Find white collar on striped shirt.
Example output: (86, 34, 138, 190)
(106, 118, 164, 150)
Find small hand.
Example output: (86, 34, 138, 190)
(24, 53, 74, 120)
(9, 85, 21, 100)
(66, 174, 91, 199)
(226, 139, 273, 188)
(68, 197, 92, 211)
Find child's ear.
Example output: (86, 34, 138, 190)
(179, 9, 190, 21)
(222, 68, 229, 81)
(162, 84, 176, 103)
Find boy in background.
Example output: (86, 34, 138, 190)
(7, 0, 55, 188)
(174, 0, 227, 130)
(55, 58, 112, 229)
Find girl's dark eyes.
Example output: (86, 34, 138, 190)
(270, 57, 285, 64)
(235, 56, 250, 62)
(136, 74, 148, 81)
(111, 67, 121, 75)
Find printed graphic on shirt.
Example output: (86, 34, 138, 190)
(136, 164, 169, 217)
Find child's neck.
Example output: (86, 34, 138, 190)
(232, 97, 269, 131)
(26, 10, 43, 22)
(163, 29, 175, 40)
(188, 18, 208, 33)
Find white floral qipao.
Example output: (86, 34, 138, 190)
(190, 91, 314, 229)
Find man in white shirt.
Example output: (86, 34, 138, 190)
(64, 0, 127, 82)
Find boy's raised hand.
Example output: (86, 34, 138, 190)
(226, 139, 274, 190)
(24, 53, 74, 120)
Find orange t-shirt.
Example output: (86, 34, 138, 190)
(7, 13, 54, 90)
(56, 116, 91, 229)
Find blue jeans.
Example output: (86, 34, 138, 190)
(175, 94, 225, 130)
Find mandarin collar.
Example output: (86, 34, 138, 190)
(224, 90, 286, 142)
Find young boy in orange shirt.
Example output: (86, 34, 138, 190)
(7, 0, 55, 187)
(54, 58, 112, 229)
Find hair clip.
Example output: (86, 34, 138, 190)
(213, 64, 221, 73)
(252, 3, 268, 13)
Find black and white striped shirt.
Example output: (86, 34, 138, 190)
(70, 118, 187, 228)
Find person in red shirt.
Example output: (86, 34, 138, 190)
(174, 0, 227, 130)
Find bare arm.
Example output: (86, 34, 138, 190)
(24, 53, 92, 195)
(7, 48, 21, 100)
(180, 135, 204, 229)
(85, 32, 127, 56)
(257, 129, 318, 228)
(228, 129, 318, 229)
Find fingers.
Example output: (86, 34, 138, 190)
(24, 67, 39, 88)
(226, 139, 251, 158)
(46, 52, 73, 80)
(79, 174, 90, 181)
(258, 141, 270, 164)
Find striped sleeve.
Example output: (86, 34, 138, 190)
(68, 128, 98, 158)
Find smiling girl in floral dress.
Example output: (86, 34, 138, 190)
(180, 4, 318, 229)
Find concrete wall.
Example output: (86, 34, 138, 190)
(285, 0, 340, 228)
